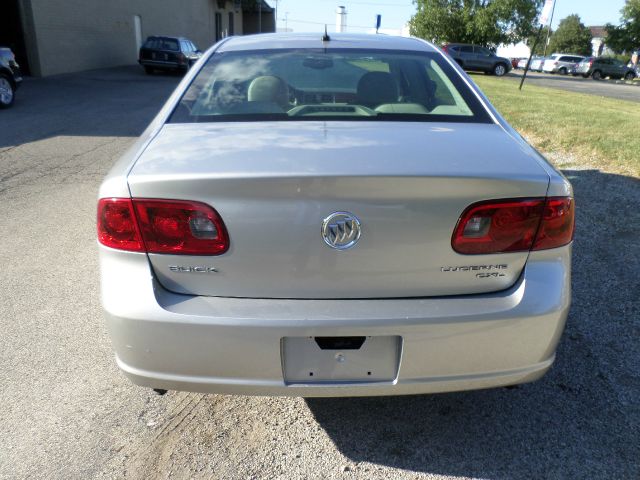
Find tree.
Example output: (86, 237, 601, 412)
(605, 0, 640, 53)
(547, 15, 593, 56)
(409, 0, 544, 47)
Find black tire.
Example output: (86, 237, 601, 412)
(558, 67, 568, 75)
(624, 71, 636, 81)
(0, 74, 15, 109)
(582, 73, 589, 78)
(592, 70, 603, 80)
(493, 63, 507, 77)
(144, 66, 154, 75)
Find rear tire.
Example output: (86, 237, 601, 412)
(592, 70, 602, 80)
(144, 66, 154, 75)
(624, 71, 635, 81)
(558, 67, 567, 75)
(0, 74, 15, 109)
(493, 63, 507, 77)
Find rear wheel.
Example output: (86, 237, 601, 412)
(558, 67, 567, 75)
(0, 74, 15, 109)
(624, 71, 635, 81)
(592, 70, 603, 80)
(493, 63, 507, 77)
(144, 66, 154, 75)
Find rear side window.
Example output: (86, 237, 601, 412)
(170, 48, 491, 124)
(460, 46, 474, 53)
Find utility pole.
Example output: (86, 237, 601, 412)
(542, 0, 557, 57)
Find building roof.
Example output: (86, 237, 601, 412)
(217, 32, 436, 52)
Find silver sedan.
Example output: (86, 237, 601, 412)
(97, 33, 574, 397)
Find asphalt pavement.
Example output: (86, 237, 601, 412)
(0, 67, 638, 479)
(503, 70, 640, 103)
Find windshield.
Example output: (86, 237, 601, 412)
(169, 49, 491, 123)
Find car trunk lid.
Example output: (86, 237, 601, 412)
(128, 122, 550, 299)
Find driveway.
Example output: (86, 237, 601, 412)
(505, 70, 640, 103)
(1, 67, 638, 479)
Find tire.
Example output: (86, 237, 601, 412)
(0, 74, 15, 109)
(493, 63, 507, 77)
(144, 66, 154, 75)
(582, 73, 589, 78)
(624, 71, 635, 81)
(558, 67, 567, 75)
(592, 70, 602, 80)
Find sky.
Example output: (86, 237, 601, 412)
(271, 0, 628, 35)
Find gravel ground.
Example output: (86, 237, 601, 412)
(0, 67, 638, 480)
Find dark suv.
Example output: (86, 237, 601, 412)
(139, 36, 202, 74)
(0, 47, 22, 108)
(442, 44, 512, 76)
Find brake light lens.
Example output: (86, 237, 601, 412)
(452, 197, 574, 255)
(97, 198, 144, 252)
(97, 198, 229, 255)
(532, 197, 574, 250)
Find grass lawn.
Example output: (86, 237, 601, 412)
(472, 75, 640, 177)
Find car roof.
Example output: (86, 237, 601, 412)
(217, 33, 437, 53)
(147, 36, 191, 41)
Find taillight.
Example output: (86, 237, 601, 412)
(452, 197, 574, 255)
(177, 53, 186, 64)
(97, 198, 229, 255)
(97, 198, 144, 252)
(532, 197, 574, 250)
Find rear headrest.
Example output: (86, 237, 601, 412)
(356, 72, 399, 107)
(247, 75, 289, 108)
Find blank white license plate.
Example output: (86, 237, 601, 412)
(282, 336, 402, 384)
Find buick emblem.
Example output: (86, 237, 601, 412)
(322, 212, 361, 250)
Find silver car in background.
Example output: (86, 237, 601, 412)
(542, 53, 586, 74)
(98, 33, 574, 397)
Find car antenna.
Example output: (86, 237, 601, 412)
(322, 25, 330, 42)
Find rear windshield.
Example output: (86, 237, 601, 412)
(169, 48, 492, 123)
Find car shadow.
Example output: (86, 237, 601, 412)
(0, 66, 181, 148)
(306, 169, 640, 479)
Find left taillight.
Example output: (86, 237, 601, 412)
(97, 198, 144, 252)
(97, 198, 230, 255)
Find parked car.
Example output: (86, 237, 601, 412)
(542, 53, 585, 74)
(530, 57, 546, 72)
(441, 43, 512, 76)
(517, 57, 530, 69)
(138, 36, 202, 74)
(575, 57, 637, 80)
(98, 33, 574, 397)
(0, 47, 23, 108)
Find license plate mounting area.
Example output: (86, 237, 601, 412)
(282, 336, 402, 384)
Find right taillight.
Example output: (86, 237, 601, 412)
(452, 197, 574, 255)
(97, 198, 230, 255)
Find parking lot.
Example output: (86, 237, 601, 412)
(505, 70, 640, 103)
(0, 67, 638, 479)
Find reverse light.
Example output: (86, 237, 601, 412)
(97, 198, 229, 255)
(452, 197, 574, 255)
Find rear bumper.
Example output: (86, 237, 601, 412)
(100, 245, 571, 397)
